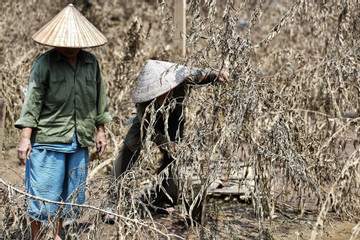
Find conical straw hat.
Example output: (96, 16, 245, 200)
(132, 60, 189, 103)
(32, 3, 107, 48)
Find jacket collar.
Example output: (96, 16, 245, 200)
(54, 49, 93, 64)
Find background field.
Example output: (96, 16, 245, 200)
(1, 0, 359, 239)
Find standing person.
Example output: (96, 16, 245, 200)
(15, 4, 112, 240)
(104, 60, 229, 223)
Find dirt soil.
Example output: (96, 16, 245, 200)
(0, 148, 356, 239)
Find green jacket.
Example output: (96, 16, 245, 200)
(15, 49, 112, 147)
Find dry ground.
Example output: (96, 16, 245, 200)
(1, 147, 355, 240)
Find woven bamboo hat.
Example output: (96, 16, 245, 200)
(132, 60, 189, 103)
(32, 3, 107, 48)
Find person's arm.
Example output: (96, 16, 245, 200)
(94, 59, 112, 156)
(187, 68, 230, 85)
(17, 127, 32, 165)
(15, 60, 46, 130)
(94, 60, 112, 126)
(16, 58, 47, 165)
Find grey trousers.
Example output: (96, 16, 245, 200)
(111, 117, 178, 207)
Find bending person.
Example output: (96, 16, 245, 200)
(104, 60, 229, 223)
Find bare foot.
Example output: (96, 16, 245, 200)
(165, 206, 175, 214)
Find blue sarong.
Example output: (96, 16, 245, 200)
(25, 133, 89, 222)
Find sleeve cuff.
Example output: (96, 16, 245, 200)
(95, 112, 113, 126)
(14, 118, 38, 129)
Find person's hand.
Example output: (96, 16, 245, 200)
(217, 69, 230, 83)
(161, 141, 178, 155)
(17, 128, 32, 165)
(166, 142, 178, 155)
(18, 138, 31, 165)
(96, 125, 107, 156)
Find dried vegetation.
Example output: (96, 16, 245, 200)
(1, 0, 359, 239)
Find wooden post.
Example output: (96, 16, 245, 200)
(174, 0, 186, 57)
(0, 98, 5, 160)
